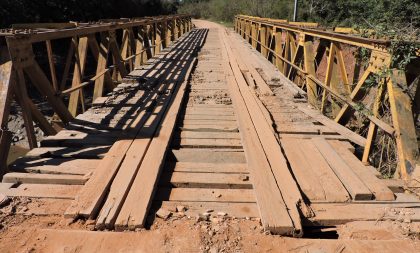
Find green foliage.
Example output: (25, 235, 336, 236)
(0, 0, 179, 27)
(177, 0, 420, 30)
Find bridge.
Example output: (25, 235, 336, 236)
(0, 14, 419, 252)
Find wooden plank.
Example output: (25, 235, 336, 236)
(182, 119, 237, 126)
(221, 31, 298, 236)
(19, 165, 93, 176)
(25, 146, 109, 159)
(157, 201, 259, 218)
(174, 138, 242, 149)
(2, 172, 87, 185)
(312, 138, 373, 200)
(1, 184, 80, 199)
(185, 108, 235, 115)
(95, 95, 174, 229)
(298, 139, 351, 202)
(297, 104, 366, 146)
(329, 140, 395, 201)
(282, 138, 326, 201)
(170, 149, 246, 163)
(178, 131, 240, 139)
(114, 57, 199, 231)
(172, 162, 248, 174)
(309, 203, 420, 226)
(186, 104, 233, 109)
(184, 114, 236, 120)
(64, 140, 133, 218)
(276, 124, 338, 135)
(11, 158, 98, 172)
(160, 172, 252, 189)
(180, 124, 239, 132)
(0, 183, 14, 191)
(223, 30, 304, 236)
(155, 188, 255, 203)
(279, 133, 349, 141)
(41, 134, 117, 147)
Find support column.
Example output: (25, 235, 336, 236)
(260, 26, 268, 57)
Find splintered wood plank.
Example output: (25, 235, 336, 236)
(178, 131, 240, 139)
(298, 139, 350, 202)
(221, 33, 297, 236)
(114, 58, 201, 230)
(172, 162, 248, 174)
(160, 172, 252, 189)
(1, 184, 80, 199)
(329, 140, 395, 201)
(2, 172, 87, 185)
(170, 149, 246, 163)
(312, 138, 373, 200)
(157, 201, 259, 218)
(282, 138, 326, 201)
(155, 188, 256, 202)
(174, 138, 242, 149)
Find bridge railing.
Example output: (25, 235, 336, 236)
(0, 14, 192, 173)
(235, 15, 419, 179)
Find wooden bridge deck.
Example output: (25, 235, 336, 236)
(0, 20, 419, 252)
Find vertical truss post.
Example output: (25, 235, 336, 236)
(260, 26, 268, 58)
(251, 22, 257, 49)
(302, 34, 318, 106)
(68, 36, 89, 116)
(388, 70, 419, 179)
(275, 30, 283, 73)
(0, 58, 13, 178)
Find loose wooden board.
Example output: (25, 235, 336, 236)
(2, 172, 87, 185)
(172, 162, 248, 174)
(155, 187, 256, 202)
(159, 171, 252, 189)
(312, 138, 373, 200)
